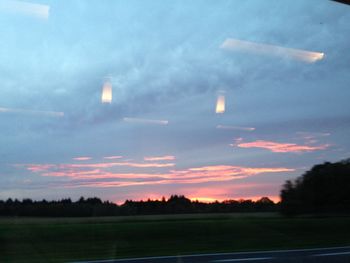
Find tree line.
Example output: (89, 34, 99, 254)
(0, 195, 277, 217)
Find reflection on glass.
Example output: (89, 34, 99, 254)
(123, 117, 169, 125)
(0, 107, 64, 117)
(101, 80, 112, 104)
(221, 38, 324, 63)
(216, 95, 225, 114)
(0, 0, 50, 19)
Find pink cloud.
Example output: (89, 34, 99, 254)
(17, 162, 294, 189)
(73, 157, 92, 161)
(24, 164, 55, 173)
(58, 161, 175, 169)
(144, 155, 176, 161)
(103, 156, 123, 160)
(234, 140, 329, 153)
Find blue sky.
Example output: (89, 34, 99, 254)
(0, 0, 349, 203)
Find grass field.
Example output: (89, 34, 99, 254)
(1, 213, 350, 263)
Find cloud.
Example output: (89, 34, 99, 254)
(144, 155, 175, 161)
(103, 156, 123, 160)
(17, 164, 55, 173)
(16, 162, 294, 188)
(296, 131, 331, 144)
(72, 157, 92, 161)
(296, 132, 330, 137)
(234, 140, 330, 153)
(21, 161, 175, 171)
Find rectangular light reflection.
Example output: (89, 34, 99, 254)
(0, 0, 50, 19)
(101, 81, 112, 104)
(216, 95, 225, 114)
(0, 107, 64, 117)
(216, 125, 255, 131)
(221, 38, 324, 63)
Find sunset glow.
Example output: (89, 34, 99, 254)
(189, 195, 280, 203)
(189, 197, 220, 203)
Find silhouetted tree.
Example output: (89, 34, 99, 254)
(280, 159, 350, 215)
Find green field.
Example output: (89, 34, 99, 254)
(1, 213, 350, 263)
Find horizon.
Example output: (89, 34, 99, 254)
(0, 194, 280, 205)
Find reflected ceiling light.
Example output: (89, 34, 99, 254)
(0, 0, 50, 19)
(216, 125, 255, 131)
(0, 107, 64, 117)
(101, 80, 112, 104)
(123, 117, 169, 125)
(221, 38, 324, 63)
(215, 95, 225, 114)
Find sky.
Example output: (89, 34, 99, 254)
(0, 0, 349, 203)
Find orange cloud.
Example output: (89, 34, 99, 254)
(235, 140, 329, 153)
(144, 155, 175, 161)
